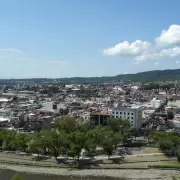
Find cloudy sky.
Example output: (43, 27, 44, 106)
(0, 0, 180, 78)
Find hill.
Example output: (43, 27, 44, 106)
(1, 69, 180, 84)
(56, 69, 180, 84)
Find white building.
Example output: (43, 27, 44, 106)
(143, 109, 155, 119)
(151, 98, 163, 109)
(112, 105, 143, 129)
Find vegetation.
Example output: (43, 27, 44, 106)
(11, 174, 23, 180)
(152, 131, 180, 162)
(2, 69, 180, 85)
(0, 117, 130, 163)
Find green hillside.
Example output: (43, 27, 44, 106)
(1, 69, 180, 84)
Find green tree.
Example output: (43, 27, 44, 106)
(97, 128, 115, 159)
(130, 128, 139, 140)
(102, 138, 114, 159)
(15, 133, 31, 151)
(167, 111, 174, 119)
(55, 116, 77, 133)
(113, 132, 123, 150)
(28, 133, 43, 157)
(48, 130, 69, 160)
(0, 131, 4, 147)
(159, 139, 174, 156)
(68, 131, 86, 163)
(11, 173, 23, 180)
(108, 118, 122, 132)
(29, 130, 68, 160)
(2, 131, 17, 150)
(176, 146, 180, 162)
(108, 118, 130, 134)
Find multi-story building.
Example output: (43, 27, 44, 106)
(90, 111, 110, 126)
(111, 105, 143, 129)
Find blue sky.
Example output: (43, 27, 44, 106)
(0, 0, 180, 78)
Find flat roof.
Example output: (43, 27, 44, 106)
(90, 112, 110, 116)
(0, 117, 10, 122)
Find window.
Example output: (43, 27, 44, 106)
(116, 112, 118, 114)
(124, 112, 126, 115)
(131, 113, 134, 115)
(127, 117, 129, 119)
(53, 104, 57, 109)
(131, 117, 133, 119)
(128, 112, 129, 115)
(112, 111, 114, 114)
(120, 112, 122, 114)
(116, 116, 119, 118)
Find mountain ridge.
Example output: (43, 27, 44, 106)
(1, 69, 180, 84)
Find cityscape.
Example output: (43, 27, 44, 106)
(0, 0, 180, 179)
(0, 75, 180, 179)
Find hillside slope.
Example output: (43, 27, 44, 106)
(1, 69, 180, 84)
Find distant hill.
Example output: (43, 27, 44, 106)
(1, 69, 180, 84)
(55, 69, 180, 83)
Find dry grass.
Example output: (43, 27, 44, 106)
(133, 147, 160, 155)
(125, 154, 168, 162)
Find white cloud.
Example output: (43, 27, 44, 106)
(104, 24, 180, 62)
(0, 48, 22, 53)
(156, 24, 180, 46)
(135, 46, 180, 61)
(103, 40, 151, 56)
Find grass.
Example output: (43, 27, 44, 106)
(100, 161, 178, 169)
(0, 158, 179, 169)
(0, 151, 179, 170)
(124, 154, 169, 162)
(133, 147, 160, 155)
(149, 162, 180, 169)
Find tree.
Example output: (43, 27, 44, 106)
(28, 132, 46, 159)
(130, 128, 139, 140)
(2, 131, 17, 151)
(68, 131, 86, 163)
(113, 132, 123, 150)
(176, 146, 180, 162)
(159, 139, 174, 156)
(108, 118, 130, 134)
(29, 130, 68, 160)
(0, 131, 4, 147)
(55, 116, 77, 133)
(108, 118, 122, 132)
(15, 133, 31, 151)
(48, 130, 69, 160)
(11, 174, 23, 180)
(153, 131, 180, 160)
(101, 137, 114, 159)
(96, 128, 115, 159)
(167, 111, 174, 120)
